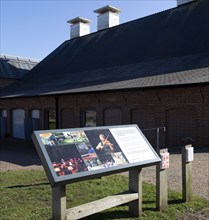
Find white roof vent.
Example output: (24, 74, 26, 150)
(177, 0, 195, 6)
(67, 17, 91, 39)
(94, 5, 121, 31)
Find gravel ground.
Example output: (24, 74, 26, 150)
(0, 138, 208, 218)
(142, 149, 209, 201)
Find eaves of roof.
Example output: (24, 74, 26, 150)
(26, 67, 209, 96)
(0, 65, 208, 99)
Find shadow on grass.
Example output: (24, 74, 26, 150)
(168, 199, 184, 204)
(5, 182, 49, 189)
(142, 199, 184, 211)
(82, 209, 135, 220)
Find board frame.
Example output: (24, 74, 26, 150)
(32, 124, 160, 186)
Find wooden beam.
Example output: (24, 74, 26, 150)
(66, 192, 138, 219)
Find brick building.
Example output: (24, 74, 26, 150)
(0, 0, 208, 148)
(0, 55, 39, 138)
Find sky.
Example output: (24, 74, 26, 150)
(0, 0, 177, 60)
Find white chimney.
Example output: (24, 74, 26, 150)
(94, 5, 121, 31)
(67, 17, 91, 39)
(177, 0, 195, 6)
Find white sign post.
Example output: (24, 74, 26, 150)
(182, 144, 193, 202)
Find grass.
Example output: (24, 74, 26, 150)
(0, 170, 208, 220)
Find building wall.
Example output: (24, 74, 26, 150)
(0, 85, 208, 148)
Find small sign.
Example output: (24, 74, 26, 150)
(186, 147, 194, 162)
(32, 125, 160, 186)
(160, 152, 169, 169)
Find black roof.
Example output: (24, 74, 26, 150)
(0, 55, 39, 79)
(0, 0, 208, 98)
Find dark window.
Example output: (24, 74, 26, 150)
(47, 110, 56, 129)
(81, 110, 96, 127)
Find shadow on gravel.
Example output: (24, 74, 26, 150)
(0, 138, 42, 167)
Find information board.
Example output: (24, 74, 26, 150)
(32, 125, 160, 186)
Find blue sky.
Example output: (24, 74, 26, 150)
(1, 0, 176, 60)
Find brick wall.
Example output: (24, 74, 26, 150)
(0, 85, 208, 148)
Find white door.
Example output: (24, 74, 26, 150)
(13, 109, 25, 139)
(32, 110, 40, 119)
(31, 110, 40, 131)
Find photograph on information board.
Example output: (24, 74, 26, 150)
(84, 129, 128, 165)
(39, 129, 128, 177)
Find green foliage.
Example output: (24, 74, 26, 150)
(0, 171, 208, 220)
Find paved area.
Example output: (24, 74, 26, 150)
(0, 138, 42, 171)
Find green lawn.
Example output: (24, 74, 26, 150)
(0, 170, 208, 220)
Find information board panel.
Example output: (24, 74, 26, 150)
(32, 125, 160, 186)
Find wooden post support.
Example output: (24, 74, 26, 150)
(182, 144, 193, 202)
(52, 185, 66, 220)
(129, 168, 142, 217)
(156, 148, 168, 211)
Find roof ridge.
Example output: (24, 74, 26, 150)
(0, 54, 40, 63)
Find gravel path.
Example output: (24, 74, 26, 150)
(142, 149, 209, 201)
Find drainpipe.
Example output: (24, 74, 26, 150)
(55, 96, 59, 129)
